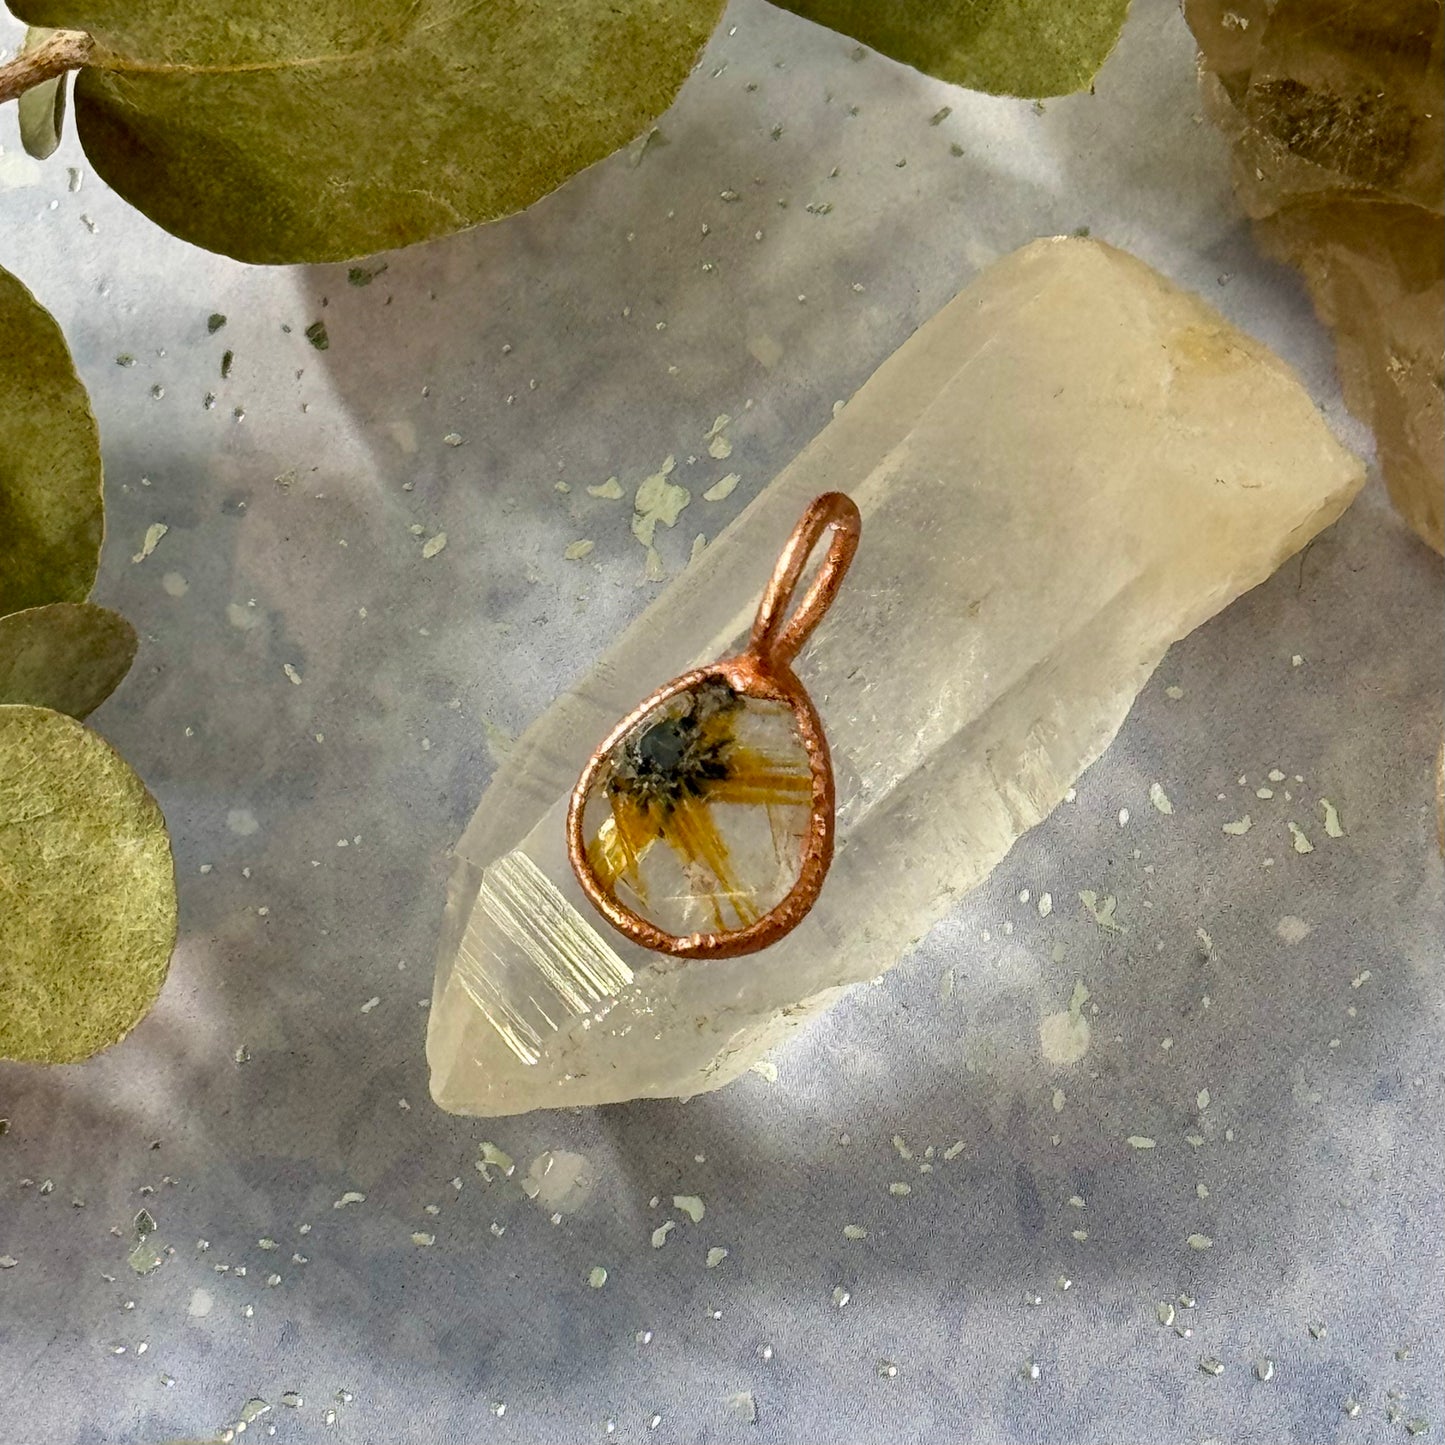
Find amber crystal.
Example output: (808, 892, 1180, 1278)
(1186, 0, 1445, 553)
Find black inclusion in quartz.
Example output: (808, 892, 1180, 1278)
(636, 716, 690, 775)
(611, 680, 742, 812)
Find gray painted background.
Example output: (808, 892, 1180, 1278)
(1, 2, 1441, 1441)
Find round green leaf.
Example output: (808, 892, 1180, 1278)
(9, 0, 727, 264)
(0, 705, 176, 1064)
(0, 265, 103, 616)
(779, 0, 1132, 98)
(16, 29, 70, 160)
(0, 603, 138, 719)
(17, 72, 68, 160)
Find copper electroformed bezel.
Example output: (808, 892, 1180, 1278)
(566, 492, 861, 960)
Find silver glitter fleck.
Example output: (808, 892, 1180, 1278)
(727, 1392, 758, 1423)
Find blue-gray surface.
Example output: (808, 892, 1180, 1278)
(1, 3, 1442, 1442)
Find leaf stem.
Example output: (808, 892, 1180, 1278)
(0, 29, 93, 107)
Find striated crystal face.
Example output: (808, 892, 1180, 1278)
(580, 678, 814, 937)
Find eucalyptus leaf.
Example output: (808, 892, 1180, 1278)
(16, 28, 68, 160)
(0, 704, 176, 1065)
(778, 0, 1132, 98)
(0, 602, 137, 719)
(0, 265, 103, 616)
(9, 0, 727, 264)
(17, 72, 67, 158)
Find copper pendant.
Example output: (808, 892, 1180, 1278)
(567, 492, 861, 959)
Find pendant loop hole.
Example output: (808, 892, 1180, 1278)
(747, 491, 861, 670)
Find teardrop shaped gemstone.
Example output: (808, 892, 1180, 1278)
(579, 678, 816, 938)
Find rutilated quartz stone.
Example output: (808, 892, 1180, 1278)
(427, 237, 1364, 1118)
(580, 679, 814, 937)
(1185, 0, 1444, 554)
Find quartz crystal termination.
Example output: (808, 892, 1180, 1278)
(428, 237, 1364, 1118)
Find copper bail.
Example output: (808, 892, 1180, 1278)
(567, 492, 861, 959)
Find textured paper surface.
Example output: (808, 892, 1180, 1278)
(0, 3, 1438, 1442)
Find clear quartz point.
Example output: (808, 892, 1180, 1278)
(427, 237, 1363, 1117)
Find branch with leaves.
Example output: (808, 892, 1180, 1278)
(0, 0, 1132, 261)
(0, 25, 87, 101)
(0, 0, 1139, 1062)
(0, 267, 176, 1065)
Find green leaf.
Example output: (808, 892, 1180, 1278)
(0, 705, 176, 1064)
(9, 0, 728, 264)
(0, 602, 137, 719)
(778, 0, 1132, 98)
(16, 29, 68, 160)
(0, 265, 103, 617)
